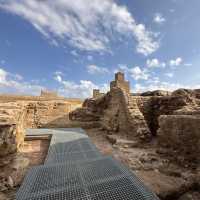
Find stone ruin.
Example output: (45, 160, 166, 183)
(40, 90, 58, 98)
(0, 94, 82, 195)
(69, 72, 200, 199)
(110, 71, 130, 94)
(92, 89, 105, 99)
(0, 72, 200, 200)
(70, 72, 200, 164)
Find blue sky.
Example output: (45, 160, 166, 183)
(0, 0, 200, 98)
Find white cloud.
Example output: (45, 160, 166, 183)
(184, 63, 192, 67)
(0, 67, 44, 95)
(133, 81, 200, 93)
(54, 75, 62, 83)
(87, 65, 109, 75)
(153, 13, 166, 24)
(54, 71, 64, 82)
(0, 68, 8, 85)
(165, 72, 174, 78)
(55, 76, 109, 98)
(130, 66, 149, 80)
(169, 57, 183, 67)
(70, 50, 79, 57)
(146, 58, 166, 68)
(117, 64, 149, 80)
(0, 0, 159, 55)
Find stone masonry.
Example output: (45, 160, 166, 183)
(40, 90, 58, 98)
(110, 72, 130, 94)
(93, 89, 105, 98)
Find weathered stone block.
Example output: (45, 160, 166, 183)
(158, 115, 200, 162)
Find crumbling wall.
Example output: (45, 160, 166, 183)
(158, 115, 200, 163)
(100, 88, 129, 134)
(0, 102, 29, 191)
(70, 88, 151, 140)
(0, 103, 27, 155)
(136, 95, 190, 135)
(25, 100, 82, 128)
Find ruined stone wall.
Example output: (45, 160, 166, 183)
(70, 88, 151, 140)
(0, 94, 82, 103)
(0, 102, 30, 190)
(100, 88, 129, 134)
(0, 97, 82, 191)
(93, 89, 105, 99)
(25, 100, 82, 128)
(158, 115, 200, 163)
(135, 95, 189, 135)
(0, 102, 27, 156)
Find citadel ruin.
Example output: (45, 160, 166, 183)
(0, 72, 199, 200)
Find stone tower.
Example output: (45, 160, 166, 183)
(93, 89, 100, 98)
(110, 72, 130, 94)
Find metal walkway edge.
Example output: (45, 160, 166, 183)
(16, 128, 159, 200)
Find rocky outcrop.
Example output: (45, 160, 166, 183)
(141, 90, 171, 97)
(0, 102, 29, 192)
(0, 103, 27, 156)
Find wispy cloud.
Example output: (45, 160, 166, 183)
(134, 80, 200, 93)
(169, 57, 183, 67)
(165, 72, 174, 78)
(54, 72, 109, 98)
(153, 13, 166, 24)
(0, 67, 44, 95)
(0, 0, 159, 55)
(146, 58, 166, 68)
(87, 65, 109, 75)
(118, 65, 149, 80)
(70, 50, 79, 57)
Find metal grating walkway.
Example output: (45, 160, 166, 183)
(17, 128, 159, 200)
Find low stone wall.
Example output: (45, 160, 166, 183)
(0, 94, 82, 103)
(158, 115, 200, 162)
(25, 100, 82, 128)
(0, 103, 27, 156)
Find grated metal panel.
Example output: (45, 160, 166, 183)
(80, 157, 132, 183)
(19, 186, 88, 200)
(90, 182, 153, 200)
(17, 157, 159, 200)
(16, 163, 84, 199)
(88, 174, 159, 200)
(47, 138, 97, 156)
(45, 151, 102, 164)
(19, 128, 159, 200)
